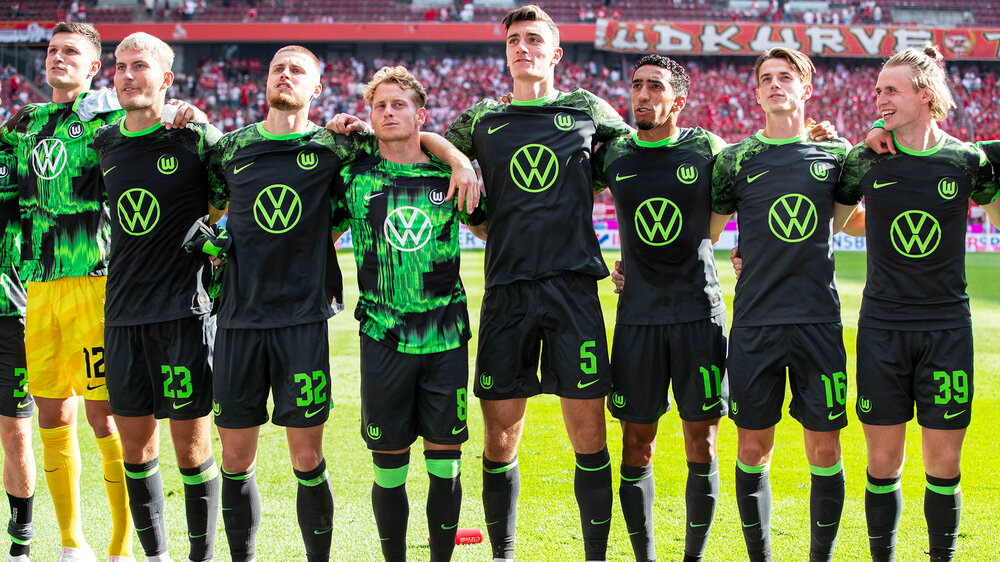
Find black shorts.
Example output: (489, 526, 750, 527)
(727, 323, 847, 431)
(475, 273, 611, 400)
(609, 314, 728, 424)
(856, 326, 973, 429)
(106, 316, 214, 420)
(0, 317, 32, 418)
(360, 335, 469, 450)
(214, 321, 331, 429)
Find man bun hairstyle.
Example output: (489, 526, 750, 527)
(883, 45, 956, 122)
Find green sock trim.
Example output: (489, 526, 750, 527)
(426, 458, 461, 479)
(8, 534, 30, 545)
(866, 481, 901, 494)
(221, 467, 255, 481)
(181, 462, 220, 486)
(926, 481, 961, 495)
(373, 463, 409, 489)
(737, 459, 768, 474)
(124, 464, 161, 480)
(620, 472, 652, 482)
(483, 459, 517, 474)
(576, 460, 611, 472)
(298, 469, 330, 487)
(809, 460, 844, 477)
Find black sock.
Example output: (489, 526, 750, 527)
(294, 458, 334, 562)
(124, 458, 167, 557)
(6, 493, 32, 558)
(372, 451, 409, 562)
(179, 456, 220, 562)
(865, 472, 901, 562)
(482, 454, 519, 560)
(575, 447, 612, 561)
(425, 450, 462, 562)
(619, 464, 654, 562)
(925, 473, 961, 561)
(735, 461, 772, 562)
(808, 461, 845, 562)
(685, 459, 719, 562)
(221, 466, 260, 562)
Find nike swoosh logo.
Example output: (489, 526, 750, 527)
(102, 166, 116, 176)
(136, 526, 153, 532)
(173, 401, 192, 410)
(44, 468, 58, 473)
(828, 410, 845, 420)
(487, 123, 509, 134)
(817, 521, 838, 527)
(441, 523, 458, 530)
(577, 379, 600, 389)
(17, 400, 32, 409)
(747, 170, 769, 183)
(234, 162, 253, 174)
(105, 478, 120, 484)
(873, 180, 896, 189)
(702, 398, 723, 411)
(943, 410, 966, 420)
(364, 192, 383, 201)
(628, 530, 640, 536)
(451, 425, 466, 435)
(86, 383, 105, 390)
(304, 408, 325, 418)
(188, 532, 207, 539)
(590, 517, 611, 525)
(615, 173, 637, 181)
(314, 528, 332, 535)
(742, 521, 761, 528)
(690, 522, 709, 527)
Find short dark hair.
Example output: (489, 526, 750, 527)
(51, 22, 102, 58)
(501, 5, 559, 45)
(632, 54, 690, 97)
(753, 47, 815, 85)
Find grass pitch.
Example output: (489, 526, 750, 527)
(14, 250, 1000, 560)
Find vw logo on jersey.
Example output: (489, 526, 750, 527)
(157, 154, 178, 175)
(890, 210, 940, 258)
(676, 163, 698, 185)
(384, 206, 433, 251)
(0, 164, 8, 179)
(937, 177, 958, 200)
(510, 144, 559, 193)
(768, 193, 817, 243)
(117, 188, 160, 236)
(635, 197, 683, 246)
(297, 151, 318, 170)
(809, 161, 832, 182)
(31, 138, 68, 180)
(67, 122, 84, 139)
(554, 112, 575, 131)
(428, 188, 447, 205)
(254, 184, 302, 234)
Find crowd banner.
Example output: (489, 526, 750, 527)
(595, 20, 1000, 60)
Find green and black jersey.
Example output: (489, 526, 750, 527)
(712, 131, 856, 327)
(594, 128, 727, 325)
(0, 91, 123, 282)
(93, 120, 221, 326)
(207, 123, 375, 329)
(840, 133, 999, 330)
(334, 154, 485, 354)
(445, 89, 631, 288)
(0, 150, 25, 318)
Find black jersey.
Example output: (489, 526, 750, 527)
(0, 150, 25, 318)
(0, 92, 122, 282)
(207, 123, 374, 329)
(93, 120, 221, 326)
(712, 131, 856, 327)
(594, 129, 727, 325)
(445, 89, 631, 288)
(840, 134, 998, 330)
(335, 155, 485, 354)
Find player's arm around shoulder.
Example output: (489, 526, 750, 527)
(205, 130, 237, 215)
(968, 142, 1000, 228)
(708, 143, 738, 243)
(576, 88, 632, 142)
(418, 132, 479, 213)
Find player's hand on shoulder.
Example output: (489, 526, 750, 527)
(730, 246, 743, 279)
(806, 118, 838, 141)
(498, 92, 514, 106)
(865, 127, 896, 154)
(163, 98, 208, 129)
(448, 165, 480, 213)
(611, 259, 625, 294)
(326, 113, 370, 135)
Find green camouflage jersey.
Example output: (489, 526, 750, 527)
(207, 123, 375, 329)
(0, 149, 25, 318)
(840, 133, 999, 330)
(0, 91, 123, 282)
(445, 89, 631, 288)
(93, 120, 221, 325)
(712, 131, 856, 327)
(334, 154, 486, 354)
(594, 128, 727, 325)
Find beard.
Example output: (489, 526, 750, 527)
(635, 118, 659, 131)
(267, 89, 306, 111)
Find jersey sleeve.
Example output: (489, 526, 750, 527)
(0, 106, 31, 148)
(591, 141, 610, 192)
(193, 123, 223, 163)
(444, 101, 495, 161)
(969, 143, 1000, 205)
(836, 144, 865, 205)
(329, 131, 378, 167)
(206, 137, 230, 210)
(585, 92, 631, 143)
(705, 130, 728, 156)
(710, 145, 738, 215)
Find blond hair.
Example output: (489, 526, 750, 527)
(883, 45, 956, 121)
(363, 66, 427, 108)
(272, 45, 321, 74)
(115, 32, 174, 71)
(501, 4, 560, 45)
(753, 47, 815, 85)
